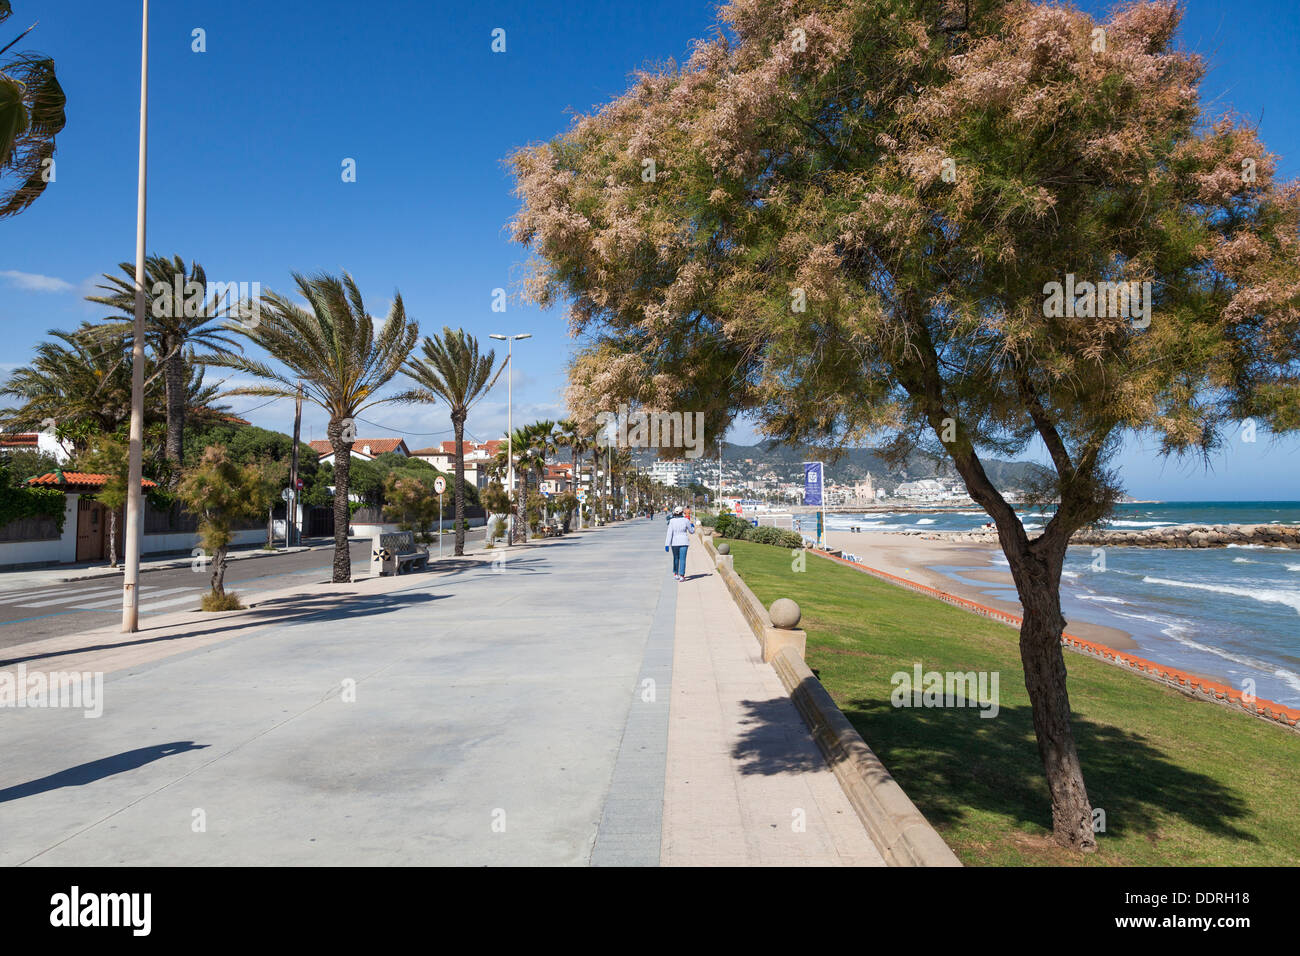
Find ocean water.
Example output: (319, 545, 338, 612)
(823, 502, 1300, 708)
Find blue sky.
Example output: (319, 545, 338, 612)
(2, 0, 1297, 499)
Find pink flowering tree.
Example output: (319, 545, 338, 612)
(511, 0, 1300, 851)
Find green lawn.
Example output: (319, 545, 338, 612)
(726, 538, 1300, 866)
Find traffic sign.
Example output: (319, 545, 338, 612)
(281, 488, 291, 501)
(433, 476, 446, 495)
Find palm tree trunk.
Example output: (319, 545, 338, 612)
(452, 411, 467, 556)
(328, 418, 353, 583)
(108, 508, 118, 567)
(164, 343, 186, 467)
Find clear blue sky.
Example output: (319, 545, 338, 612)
(2, 0, 1297, 499)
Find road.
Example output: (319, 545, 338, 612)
(0, 530, 486, 652)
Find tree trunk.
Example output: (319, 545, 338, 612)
(267, 506, 274, 549)
(108, 508, 118, 568)
(452, 412, 467, 556)
(328, 419, 353, 583)
(164, 342, 186, 468)
(210, 545, 228, 597)
(514, 469, 527, 544)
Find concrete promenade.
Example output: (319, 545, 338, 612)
(0, 520, 880, 866)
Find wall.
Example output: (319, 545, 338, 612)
(0, 493, 79, 568)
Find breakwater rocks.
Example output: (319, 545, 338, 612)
(906, 524, 1300, 549)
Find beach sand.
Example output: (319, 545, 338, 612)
(824, 530, 1139, 651)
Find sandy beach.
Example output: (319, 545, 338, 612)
(822, 530, 1140, 651)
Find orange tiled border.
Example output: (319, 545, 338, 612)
(809, 548, 1300, 730)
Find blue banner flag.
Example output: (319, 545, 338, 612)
(803, 461, 823, 506)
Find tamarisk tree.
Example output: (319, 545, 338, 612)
(510, 0, 1300, 850)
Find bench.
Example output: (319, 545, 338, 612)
(371, 531, 429, 576)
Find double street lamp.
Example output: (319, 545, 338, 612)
(489, 333, 530, 546)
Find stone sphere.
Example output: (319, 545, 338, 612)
(769, 598, 802, 629)
(716, 540, 730, 555)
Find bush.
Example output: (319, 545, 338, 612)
(697, 514, 717, 527)
(201, 591, 245, 612)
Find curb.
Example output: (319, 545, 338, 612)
(47, 545, 320, 584)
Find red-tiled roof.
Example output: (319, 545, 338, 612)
(308, 438, 409, 457)
(408, 446, 443, 456)
(0, 433, 40, 448)
(483, 439, 505, 456)
(26, 472, 157, 490)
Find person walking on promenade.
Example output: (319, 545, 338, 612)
(665, 505, 695, 582)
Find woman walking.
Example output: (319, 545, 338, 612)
(664, 505, 695, 582)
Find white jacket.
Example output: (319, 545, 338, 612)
(665, 516, 695, 547)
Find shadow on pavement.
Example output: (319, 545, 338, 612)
(730, 697, 829, 775)
(0, 741, 210, 804)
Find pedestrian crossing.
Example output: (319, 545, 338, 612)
(0, 582, 205, 614)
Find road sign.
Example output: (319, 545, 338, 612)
(281, 488, 291, 501)
(433, 476, 446, 495)
(750, 518, 759, 528)
(295, 477, 303, 490)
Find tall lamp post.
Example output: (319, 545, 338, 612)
(122, 0, 150, 633)
(489, 333, 530, 546)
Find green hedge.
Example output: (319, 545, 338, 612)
(711, 511, 803, 549)
(0, 484, 67, 532)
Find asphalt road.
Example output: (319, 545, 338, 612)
(0, 530, 486, 652)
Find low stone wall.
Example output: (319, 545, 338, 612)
(914, 523, 1300, 549)
(699, 531, 805, 662)
(771, 647, 962, 867)
(699, 531, 959, 865)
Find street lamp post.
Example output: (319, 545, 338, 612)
(489, 333, 530, 546)
(122, 0, 149, 633)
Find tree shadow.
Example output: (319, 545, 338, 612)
(834, 692, 1255, 843)
(729, 696, 835, 776)
(0, 741, 210, 803)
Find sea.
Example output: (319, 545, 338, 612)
(819, 502, 1300, 708)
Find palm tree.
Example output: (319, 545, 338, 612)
(86, 255, 243, 466)
(524, 420, 558, 529)
(0, 326, 227, 464)
(555, 418, 592, 528)
(0, 4, 66, 219)
(399, 328, 504, 556)
(209, 271, 419, 582)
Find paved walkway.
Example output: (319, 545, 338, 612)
(660, 542, 883, 865)
(0, 521, 880, 866)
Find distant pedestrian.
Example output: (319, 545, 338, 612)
(665, 505, 695, 582)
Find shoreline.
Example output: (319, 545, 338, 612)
(822, 530, 1141, 652)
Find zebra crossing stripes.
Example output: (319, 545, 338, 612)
(0, 583, 204, 612)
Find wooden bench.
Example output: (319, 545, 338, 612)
(371, 531, 429, 576)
